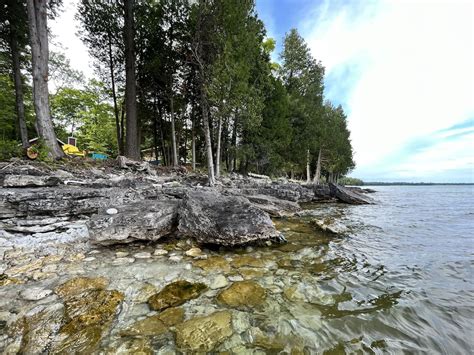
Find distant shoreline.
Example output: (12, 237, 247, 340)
(362, 182, 474, 186)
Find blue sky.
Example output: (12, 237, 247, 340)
(256, 0, 474, 182)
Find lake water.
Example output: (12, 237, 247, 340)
(303, 185, 474, 353)
(1, 185, 473, 353)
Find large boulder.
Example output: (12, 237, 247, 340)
(178, 189, 284, 246)
(329, 183, 375, 204)
(88, 198, 180, 245)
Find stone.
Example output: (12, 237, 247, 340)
(153, 249, 168, 256)
(175, 311, 233, 352)
(245, 194, 301, 217)
(20, 287, 53, 301)
(106, 208, 118, 215)
(231, 255, 266, 268)
(178, 189, 284, 246)
(54, 276, 109, 298)
(116, 251, 129, 257)
(168, 255, 182, 263)
(88, 199, 180, 245)
(0, 274, 23, 286)
(328, 183, 374, 204)
(210, 275, 229, 289)
(194, 256, 231, 272)
(217, 281, 266, 309)
(112, 257, 135, 265)
(113, 338, 153, 355)
(134, 252, 152, 259)
(312, 218, 349, 235)
(121, 307, 184, 337)
(3, 174, 62, 188)
(185, 247, 202, 257)
(53, 288, 124, 353)
(148, 280, 207, 311)
(239, 268, 265, 280)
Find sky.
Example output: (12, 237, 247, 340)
(51, 0, 474, 182)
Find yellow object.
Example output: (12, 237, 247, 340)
(62, 144, 85, 157)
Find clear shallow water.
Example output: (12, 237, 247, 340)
(1, 185, 473, 353)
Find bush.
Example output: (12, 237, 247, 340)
(0, 139, 22, 161)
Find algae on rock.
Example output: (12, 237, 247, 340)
(174, 311, 233, 352)
(217, 281, 266, 309)
(148, 280, 207, 311)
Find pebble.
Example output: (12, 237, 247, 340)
(228, 275, 244, 282)
(83, 257, 96, 262)
(106, 208, 118, 215)
(185, 263, 192, 270)
(116, 251, 129, 258)
(112, 257, 135, 265)
(153, 249, 168, 256)
(185, 247, 202, 257)
(88, 250, 101, 255)
(20, 287, 53, 301)
(169, 255, 183, 263)
(134, 252, 152, 259)
(210, 275, 229, 289)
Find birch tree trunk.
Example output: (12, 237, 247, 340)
(306, 149, 311, 183)
(26, 0, 63, 159)
(9, 22, 29, 148)
(313, 147, 322, 184)
(191, 111, 196, 171)
(215, 117, 222, 177)
(201, 89, 215, 186)
(170, 97, 178, 166)
(124, 0, 140, 160)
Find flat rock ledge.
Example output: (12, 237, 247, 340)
(0, 161, 374, 251)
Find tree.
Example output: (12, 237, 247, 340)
(123, 0, 139, 160)
(26, 0, 64, 159)
(1, 0, 29, 147)
(280, 28, 325, 180)
(77, 0, 125, 155)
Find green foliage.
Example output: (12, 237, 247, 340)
(339, 176, 364, 186)
(51, 80, 118, 155)
(29, 139, 51, 162)
(0, 139, 22, 160)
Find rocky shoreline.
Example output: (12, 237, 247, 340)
(0, 159, 376, 353)
(0, 158, 373, 253)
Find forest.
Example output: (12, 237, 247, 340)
(0, 0, 355, 185)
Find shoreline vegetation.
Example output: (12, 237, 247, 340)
(1, 0, 355, 187)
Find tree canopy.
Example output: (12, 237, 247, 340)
(0, 0, 355, 183)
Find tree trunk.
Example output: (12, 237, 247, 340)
(124, 0, 139, 160)
(201, 89, 215, 186)
(9, 22, 29, 148)
(231, 115, 237, 172)
(313, 147, 322, 184)
(215, 117, 222, 177)
(107, 31, 123, 155)
(26, 0, 63, 159)
(152, 108, 159, 161)
(170, 97, 178, 166)
(306, 149, 311, 183)
(191, 111, 196, 171)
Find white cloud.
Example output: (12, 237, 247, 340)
(50, 0, 94, 79)
(303, 0, 474, 181)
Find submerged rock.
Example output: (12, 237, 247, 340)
(194, 256, 231, 272)
(121, 307, 184, 336)
(54, 276, 108, 297)
(217, 281, 266, 309)
(178, 189, 284, 246)
(174, 311, 233, 352)
(54, 288, 124, 353)
(148, 280, 207, 311)
(312, 218, 349, 235)
(20, 287, 52, 301)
